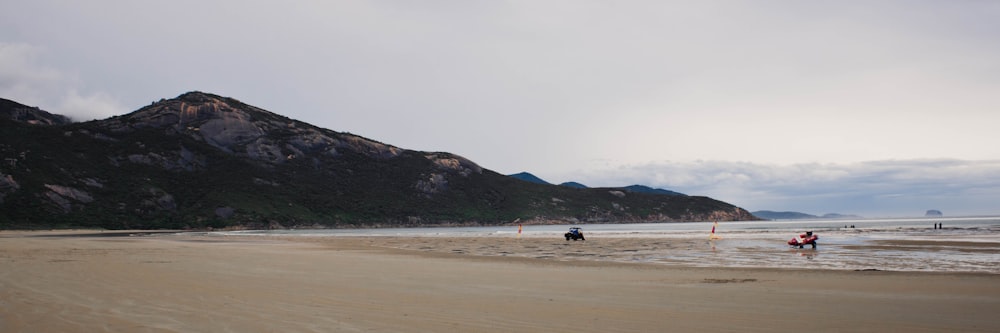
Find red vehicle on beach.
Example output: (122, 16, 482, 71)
(788, 231, 818, 249)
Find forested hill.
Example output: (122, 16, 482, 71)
(0, 92, 756, 229)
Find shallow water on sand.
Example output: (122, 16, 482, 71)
(221, 216, 1000, 273)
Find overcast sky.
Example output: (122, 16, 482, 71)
(3, 1, 999, 217)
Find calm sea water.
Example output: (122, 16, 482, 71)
(222, 216, 1000, 273)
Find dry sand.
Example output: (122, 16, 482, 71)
(1, 231, 998, 332)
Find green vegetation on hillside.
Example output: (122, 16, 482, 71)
(0, 93, 756, 229)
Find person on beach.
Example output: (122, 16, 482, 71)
(788, 231, 818, 249)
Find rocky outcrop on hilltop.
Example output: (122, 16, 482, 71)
(0, 98, 72, 125)
(99, 92, 406, 164)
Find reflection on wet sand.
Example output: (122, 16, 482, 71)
(334, 235, 999, 273)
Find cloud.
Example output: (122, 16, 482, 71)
(58, 90, 124, 121)
(0, 42, 64, 103)
(563, 159, 1000, 217)
(2, 2, 998, 216)
(0, 42, 125, 121)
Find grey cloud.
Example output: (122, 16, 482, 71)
(0, 42, 125, 121)
(0, 43, 65, 105)
(2, 1, 998, 215)
(565, 159, 1000, 217)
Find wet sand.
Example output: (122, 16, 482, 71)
(2, 231, 998, 332)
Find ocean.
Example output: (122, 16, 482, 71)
(219, 216, 1000, 273)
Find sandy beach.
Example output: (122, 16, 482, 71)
(2, 231, 998, 332)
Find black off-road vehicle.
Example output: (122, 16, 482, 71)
(565, 227, 585, 241)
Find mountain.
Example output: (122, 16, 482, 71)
(0, 92, 757, 229)
(752, 211, 818, 220)
(509, 174, 685, 196)
(620, 185, 685, 196)
(820, 213, 862, 219)
(508, 172, 550, 185)
(752, 211, 861, 220)
(1, 98, 72, 125)
(559, 181, 587, 188)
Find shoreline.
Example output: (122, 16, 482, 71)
(240, 232, 1000, 274)
(2, 231, 999, 332)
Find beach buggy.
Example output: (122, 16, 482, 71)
(788, 231, 818, 249)
(565, 227, 585, 241)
